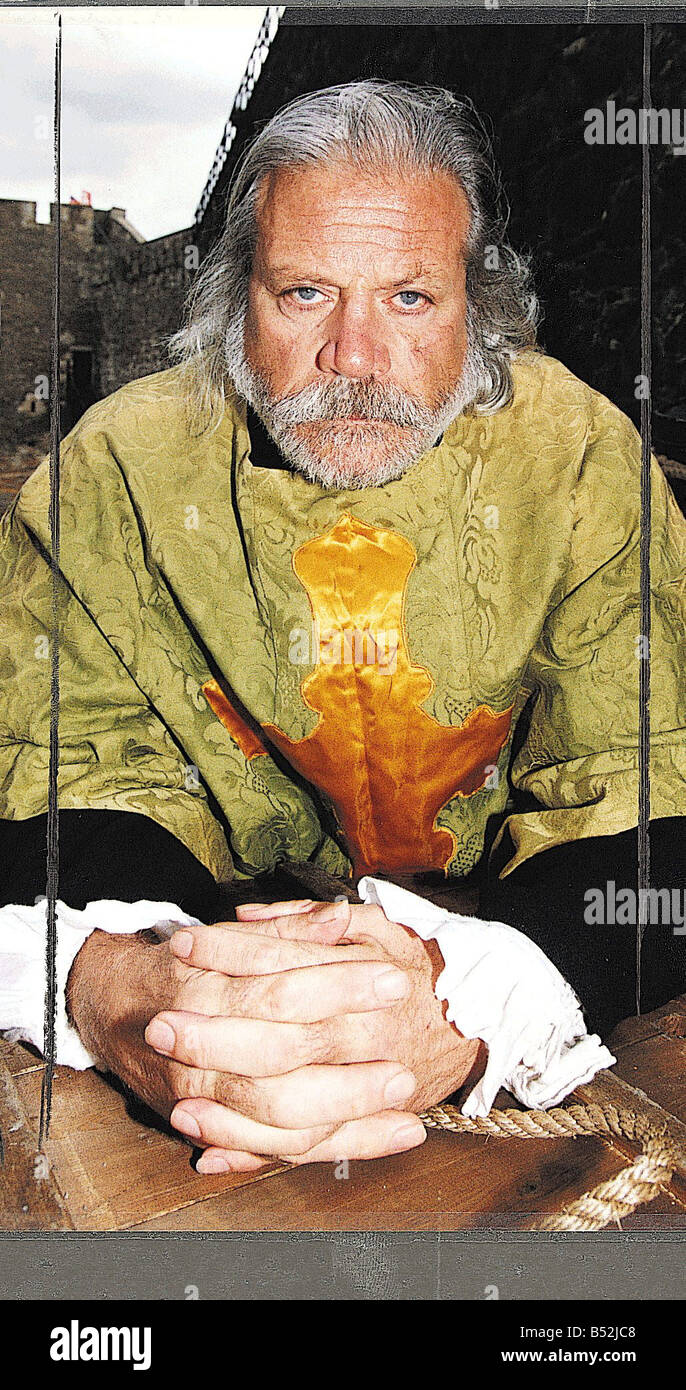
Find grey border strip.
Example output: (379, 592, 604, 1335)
(0, 1230, 685, 1301)
(281, 4, 686, 21)
(5, 1, 686, 14)
(4, 2, 684, 16)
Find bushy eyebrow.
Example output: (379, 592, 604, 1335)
(264, 261, 444, 289)
(388, 262, 436, 287)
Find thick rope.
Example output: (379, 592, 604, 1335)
(420, 1101, 677, 1231)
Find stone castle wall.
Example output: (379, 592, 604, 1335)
(2, 20, 683, 469)
(0, 199, 193, 461)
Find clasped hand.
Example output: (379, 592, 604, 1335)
(143, 898, 482, 1173)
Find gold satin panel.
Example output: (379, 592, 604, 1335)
(202, 678, 269, 760)
(261, 514, 514, 875)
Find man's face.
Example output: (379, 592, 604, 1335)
(235, 161, 476, 488)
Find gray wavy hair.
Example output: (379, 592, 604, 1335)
(169, 79, 540, 431)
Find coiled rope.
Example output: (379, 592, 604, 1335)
(420, 1101, 678, 1231)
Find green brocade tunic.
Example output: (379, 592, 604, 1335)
(1, 350, 684, 883)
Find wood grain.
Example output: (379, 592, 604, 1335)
(6, 1062, 284, 1231)
(0, 1055, 72, 1230)
(1, 949, 684, 1232)
(131, 1131, 685, 1232)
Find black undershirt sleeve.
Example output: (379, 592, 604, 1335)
(1, 809, 684, 1036)
(480, 816, 685, 1035)
(0, 809, 224, 923)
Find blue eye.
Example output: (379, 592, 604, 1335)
(395, 291, 426, 308)
(292, 287, 320, 302)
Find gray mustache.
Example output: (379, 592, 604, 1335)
(267, 379, 439, 430)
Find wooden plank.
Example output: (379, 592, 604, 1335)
(133, 1015, 686, 1232)
(612, 1034, 686, 1126)
(608, 994, 686, 1049)
(572, 1067, 686, 1215)
(0, 1055, 73, 1231)
(0, 1038, 46, 1079)
(130, 1127, 685, 1232)
(13, 1062, 284, 1231)
(582, 996, 686, 1191)
(3, 951, 685, 1232)
(3, 1043, 684, 1232)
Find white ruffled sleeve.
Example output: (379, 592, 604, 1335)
(0, 899, 198, 1070)
(358, 876, 615, 1118)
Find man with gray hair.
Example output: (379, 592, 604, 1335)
(1, 81, 684, 1174)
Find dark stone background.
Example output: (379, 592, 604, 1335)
(200, 20, 685, 446)
(2, 20, 684, 506)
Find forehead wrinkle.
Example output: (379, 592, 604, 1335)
(259, 232, 458, 277)
(263, 216, 454, 249)
(306, 200, 457, 229)
(291, 211, 457, 243)
(258, 183, 467, 239)
(254, 168, 471, 281)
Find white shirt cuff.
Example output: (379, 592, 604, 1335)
(0, 899, 199, 1070)
(357, 876, 616, 1118)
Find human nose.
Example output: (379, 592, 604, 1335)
(316, 297, 391, 379)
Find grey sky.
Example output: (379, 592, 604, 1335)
(0, 6, 268, 239)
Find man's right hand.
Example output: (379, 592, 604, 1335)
(65, 913, 424, 1165)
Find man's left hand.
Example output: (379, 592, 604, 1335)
(155, 898, 484, 1172)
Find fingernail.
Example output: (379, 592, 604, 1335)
(172, 1108, 202, 1140)
(372, 967, 409, 1002)
(238, 900, 314, 916)
(170, 930, 193, 958)
(389, 1122, 426, 1153)
(197, 1155, 231, 1174)
(384, 1070, 417, 1106)
(316, 900, 349, 922)
(145, 1019, 176, 1053)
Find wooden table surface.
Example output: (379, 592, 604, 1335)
(2, 991, 686, 1232)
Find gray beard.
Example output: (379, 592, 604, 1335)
(224, 311, 481, 490)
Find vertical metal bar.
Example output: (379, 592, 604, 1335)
(636, 21, 652, 1014)
(39, 11, 62, 1147)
